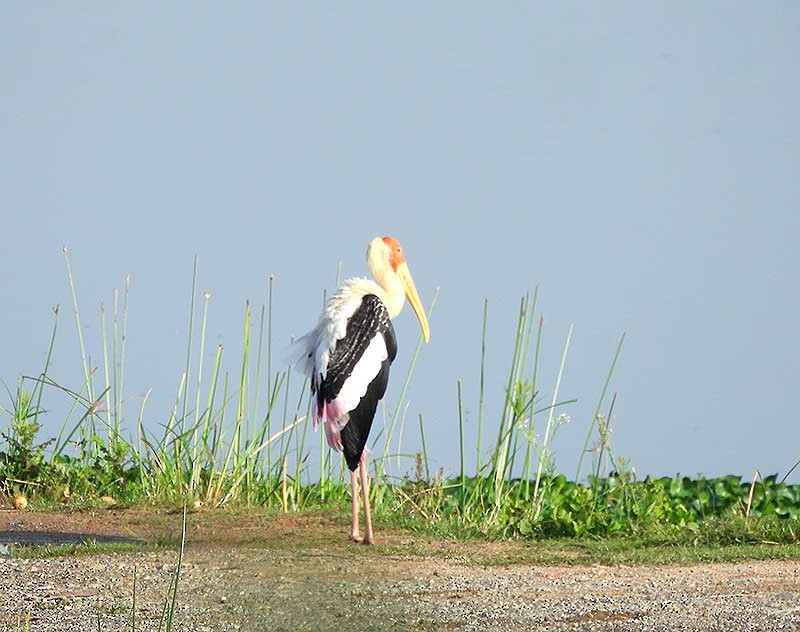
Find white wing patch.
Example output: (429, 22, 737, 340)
(332, 332, 388, 415)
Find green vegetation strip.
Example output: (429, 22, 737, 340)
(1, 262, 798, 554)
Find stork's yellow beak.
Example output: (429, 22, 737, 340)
(396, 262, 430, 343)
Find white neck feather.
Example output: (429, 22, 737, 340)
(367, 237, 405, 318)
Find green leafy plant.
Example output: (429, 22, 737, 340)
(0, 384, 54, 486)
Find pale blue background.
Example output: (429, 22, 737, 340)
(2, 4, 798, 480)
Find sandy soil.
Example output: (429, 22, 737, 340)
(0, 508, 799, 631)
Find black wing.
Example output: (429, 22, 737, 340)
(317, 294, 396, 404)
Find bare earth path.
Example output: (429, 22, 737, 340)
(0, 509, 798, 631)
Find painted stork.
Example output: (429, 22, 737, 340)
(293, 236, 430, 544)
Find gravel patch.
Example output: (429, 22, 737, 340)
(231, 550, 800, 631)
(0, 509, 798, 631)
(0, 550, 243, 631)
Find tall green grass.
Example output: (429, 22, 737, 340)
(1, 256, 798, 543)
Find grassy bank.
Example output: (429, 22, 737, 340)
(2, 253, 798, 548)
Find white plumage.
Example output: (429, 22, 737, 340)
(291, 277, 383, 383)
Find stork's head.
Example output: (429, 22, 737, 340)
(367, 236, 430, 343)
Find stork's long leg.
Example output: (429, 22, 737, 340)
(359, 459, 375, 545)
(349, 469, 362, 543)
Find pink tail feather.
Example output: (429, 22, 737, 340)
(314, 398, 348, 452)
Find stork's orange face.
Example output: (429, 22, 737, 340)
(382, 235, 430, 343)
(382, 236, 405, 271)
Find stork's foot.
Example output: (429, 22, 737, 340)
(361, 537, 376, 546)
(348, 534, 363, 544)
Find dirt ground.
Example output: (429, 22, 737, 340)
(1, 508, 799, 631)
